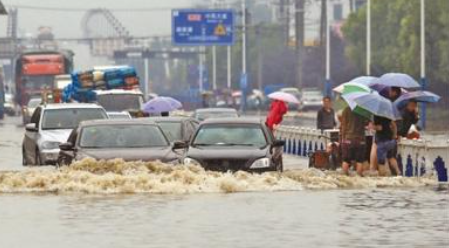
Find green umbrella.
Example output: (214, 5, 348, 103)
(341, 97, 372, 120)
(341, 82, 371, 95)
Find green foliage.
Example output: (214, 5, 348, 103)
(342, 0, 449, 85)
(206, 23, 296, 90)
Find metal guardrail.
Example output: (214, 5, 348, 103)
(276, 125, 449, 183)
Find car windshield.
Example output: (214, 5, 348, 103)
(42, 108, 107, 130)
(157, 122, 182, 142)
(193, 124, 267, 147)
(5, 94, 13, 102)
(195, 111, 238, 121)
(108, 113, 131, 119)
(79, 124, 169, 148)
(97, 94, 142, 112)
(22, 75, 54, 90)
(282, 89, 300, 95)
(302, 91, 323, 99)
(27, 99, 41, 108)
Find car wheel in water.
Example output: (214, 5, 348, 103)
(35, 149, 42, 166)
(277, 159, 284, 172)
(57, 156, 70, 167)
(22, 147, 28, 166)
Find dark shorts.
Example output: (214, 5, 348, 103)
(365, 136, 374, 161)
(376, 139, 397, 165)
(341, 141, 366, 163)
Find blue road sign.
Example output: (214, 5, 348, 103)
(172, 9, 234, 46)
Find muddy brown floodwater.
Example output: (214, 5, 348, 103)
(0, 116, 448, 248)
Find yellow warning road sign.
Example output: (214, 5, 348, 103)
(214, 24, 226, 36)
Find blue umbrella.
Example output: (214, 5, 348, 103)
(343, 91, 401, 120)
(142, 96, 183, 114)
(394, 90, 440, 109)
(374, 73, 420, 89)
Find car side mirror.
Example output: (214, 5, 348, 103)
(172, 141, 188, 150)
(59, 142, 74, 151)
(272, 140, 285, 147)
(25, 123, 38, 132)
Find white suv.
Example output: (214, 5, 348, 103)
(22, 103, 108, 166)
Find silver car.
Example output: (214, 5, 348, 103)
(192, 108, 239, 122)
(300, 88, 324, 111)
(22, 97, 42, 124)
(22, 103, 108, 166)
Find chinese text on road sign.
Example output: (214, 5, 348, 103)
(172, 9, 234, 46)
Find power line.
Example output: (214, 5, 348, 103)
(4, 4, 180, 12)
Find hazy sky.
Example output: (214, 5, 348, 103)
(0, 0, 195, 38)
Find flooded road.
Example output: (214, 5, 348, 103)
(1, 116, 448, 248)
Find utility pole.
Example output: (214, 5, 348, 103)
(285, 0, 290, 46)
(295, 0, 305, 88)
(211, 1, 218, 91)
(241, 0, 248, 112)
(325, 6, 331, 97)
(227, 46, 232, 89)
(320, 0, 328, 95)
(199, 47, 204, 92)
(366, 0, 371, 75)
(144, 58, 149, 97)
(212, 46, 217, 90)
(319, 0, 327, 47)
(226, 0, 232, 90)
(242, 0, 247, 75)
(349, 0, 354, 13)
(420, 0, 427, 129)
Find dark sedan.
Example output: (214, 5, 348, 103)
(149, 116, 199, 143)
(192, 108, 239, 121)
(182, 118, 285, 172)
(57, 119, 183, 165)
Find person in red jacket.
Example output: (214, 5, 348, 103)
(266, 100, 288, 131)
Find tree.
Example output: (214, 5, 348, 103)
(342, 0, 449, 90)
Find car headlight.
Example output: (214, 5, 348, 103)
(41, 141, 61, 150)
(250, 158, 271, 169)
(183, 157, 201, 166)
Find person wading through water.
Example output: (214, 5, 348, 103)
(266, 100, 288, 131)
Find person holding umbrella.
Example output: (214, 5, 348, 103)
(265, 91, 299, 131)
(340, 106, 369, 176)
(394, 90, 440, 138)
(341, 83, 402, 176)
(266, 99, 288, 131)
(396, 100, 419, 138)
(373, 115, 401, 176)
(142, 96, 183, 116)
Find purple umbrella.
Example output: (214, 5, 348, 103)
(374, 73, 420, 89)
(142, 96, 183, 114)
(394, 90, 440, 109)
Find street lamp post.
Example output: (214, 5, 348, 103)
(212, 46, 217, 90)
(366, 0, 371, 75)
(240, 0, 248, 112)
(199, 47, 204, 92)
(325, 8, 331, 97)
(227, 46, 232, 89)
(420, 0, 427, 129)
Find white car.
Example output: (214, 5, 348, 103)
(4, 93, 17, 116)
(300, 88, 324, 111)
(22, 97, 42, 124)
(107, 111, 132, 119)
(22, 103, 108, 165)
